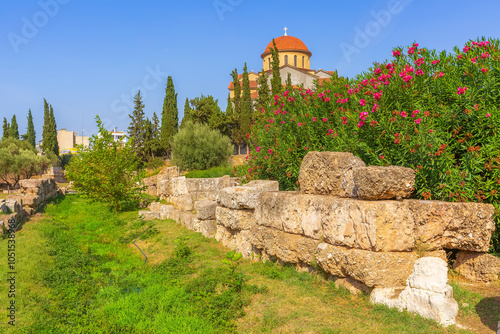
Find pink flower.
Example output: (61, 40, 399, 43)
(412, 110, 420, 118)
(415, 118, 421, 124)
(431, 60, 440, 65)
(357, 121, 365, 128)
(374, 68, 382, 74)
(486, 113, 491, 117)
(438, 71, 444, 78)
(400, 111, 408, 118)
(372, 103, 379, 113)
(416, 69, 424, 76)
(414, 58, 425, 66)
(322, 118, 328, 122)
(393, 50, 401, 57)
(256, 146, 261, 152)
(360, 99, 366, 106)
(481, 68, 489, 73)
(481, 52, 490, 58)
(457, 86, 467, 95)
(471, 57, 477, 63)
(298, 122, 302, 127)
(457, 54, 463, 60)
(463, 46, 471, 53)
(268, 149, 273, 154)
(304, 146, 309, 150)
(341, 116, 348, 125)
(312, 117, 317, 122)
(373, 92, 382, 101)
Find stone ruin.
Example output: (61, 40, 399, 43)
(1, 177, 60, 230)
(141, 152, 500, 327)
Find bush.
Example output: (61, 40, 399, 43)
(172, 121, 233, 170)
(248, 38, 500, 255)
(65, 117, 145, 211)
(145, 157, 165, 171)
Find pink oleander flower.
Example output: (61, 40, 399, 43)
(357, 121, 365, 128)
(372, 103, 379, 113)
(463, 46, 471, 53)
(341, 116, 348, 125)
(403, 75, 413, 82)
(471, 57, 477, 63)
(415, 118, 421, 124)
(360, 99, 366, 106)
(416, 69, 424, 76)
(393, 50, 401, 57)
(374, 68, 382, 74)
(312, 117, 317, 122)
(457, 86, 467, 95)
(486, 113, 491, 117)
(438, 71, 444, 78)
(431, 60, 440, 65)
(256, 146, 261, 152)
(322, 118, 328, 122)
(414, 58, 425, 66)
(481, 52, 490, 58)
(373, 91, 382, 101)
(412, 110, 420, 118)
(298, 122, 302, 127)
(401, 111, 408, 118)
(268, 149, 273, 154)
(481, 68, 489, 73)
(304, 146, 309, 150)
(359, 111, 368, 120)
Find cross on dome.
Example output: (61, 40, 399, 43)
(283, 26, 288, 36)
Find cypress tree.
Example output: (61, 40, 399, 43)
(255, 69, 270, 114)
(240, 63, 252, 144)
(49, 105, 59, 156)
(143, 118, 154, 160)
(151, 112, 161, 158)
(9, 115, 19, 140)
(2, 117, 9, 139)
(180, 97, 191, 129)
(42, 99, 51, 153)
(128, 91, 146, 160)
(26, 109, 36, 147)
(270, 39, 283, 96)
(160, 76, 178, 154)
(230, 69, 241, 144)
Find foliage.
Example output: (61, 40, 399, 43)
(248, 37, 500, 254)
(171, 121, 233, 171)
(231, 68, 242, 143)
(145, 157, 165, 171)
(66, 116, 145, 211)
(239, 63, 253, 144)
(188, 94, 230, 137)
(180, 97, 191, 128)
(2, 117, 8, 139)
(0, 138, 49, 186)
(160, 76, 178, 154)
(26, 109, 36, 148)
(9, 114, 19, 140)
(184, 164, 247, 179)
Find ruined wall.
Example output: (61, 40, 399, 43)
(141, 152, 499, 326)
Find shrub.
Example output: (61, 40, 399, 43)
(248, 38, 500, 255)
(145, 157, 165, 171)
(171, 121, 233, 170)
(65, 117, 145, 211)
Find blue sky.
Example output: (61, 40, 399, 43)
(1, 0, 499, 140)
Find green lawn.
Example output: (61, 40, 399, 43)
(0, 195, 490, 333)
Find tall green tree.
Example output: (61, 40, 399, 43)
(160, 76, 178, 154)
(128, 91, 146, 160)
(180, 97, 191, 129)
(151, 112, 161, 158)
(2, 117, 9, 139)
(255, 69, 270, 114)
(270, 39, 283, 96)
(143, 117, 154, 160)
(285, 73, 293, 92)
(239, 63, 253, 144)
(42, 100, 59, 156)
(230, 69, 242, 144)
(9, 115, 19, 140)
(26, 109, 36, 148)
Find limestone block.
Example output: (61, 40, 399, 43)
(244, 180, 279, 191)
(158, 205, 180, 221)
(256, 192, 415, 251)
(298, 151, 365, 197)
(160, 166, 179, 179)
(330, 276, 372, 295)
(138, 210, 161, 220)
(0, 200, 6, 213)
(195, 200, 217, 220)
(370, 257, 459, 327)
(353, 166, 415, 200)
(4, 198, 22, 213)
(198, 219, 217, 238)
(215, 225, 255, 258)
(148, 202, 162, 213)
(180, 212, 196, 230)
(250, 226, 317, 264)
(171, 177, 189, 196)
(408, 200, 495, 252)
(157, 174, 172, 197)
(315, 242, 346, 277)
(186, 176, 239, 194)
(218, 186, 271, 210)
(172, 194, 193, 211)
(453, 251, 500, 283)
(399, 257, 458, 327)
(216, 207, 256, 231)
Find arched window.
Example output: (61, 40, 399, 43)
(285, 55, 288, 65)
(268, 58, 271, 70)
(302, 56, 305, 68)
(294, 55, 297, 67)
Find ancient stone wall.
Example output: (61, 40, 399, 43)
(140, 152, 499, 326)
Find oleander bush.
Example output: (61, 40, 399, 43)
(247, 38, 500, 255)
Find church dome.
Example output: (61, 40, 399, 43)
(261, 35, 312, 58)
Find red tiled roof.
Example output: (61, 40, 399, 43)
(228, 80, 259, 90)
(262, 36, 312, 57)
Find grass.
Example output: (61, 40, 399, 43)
(0, 195, 492, 333)
(184, 165, 247, 179)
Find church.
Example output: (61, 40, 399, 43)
(228, 28, 335, 100)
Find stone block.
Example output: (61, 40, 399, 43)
(353, 166, 415, 200)
(195, 200, 217, 220)
(256, 192, 415, 251)
(408, 200, 495, 252)
(330, 276, 372, 295)
(298, 151, 365, 197)
(138, 210, 161, 220)
(218, 186, 272, 210)
(453, 251, 500, 283)
(198, 219, 217, 238)
(215, 225, 256, 259)
(244, 180, 279, 191)
(180, 212, 196, 230)
(4, 198, 22, 213)
(216, 207, 256, 231)
(172, 194, 193, 211)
